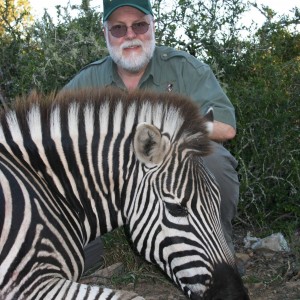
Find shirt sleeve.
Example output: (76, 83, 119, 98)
(63, 58, 113, 90)
(63, 70, 94, 90)
(182, 59, 236, 129)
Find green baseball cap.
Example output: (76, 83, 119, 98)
(103, 0, 153, 21)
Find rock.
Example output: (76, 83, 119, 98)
(244, 232, 290, 252)
(235, 252, 251, 263)
(235, 253, 250, 276)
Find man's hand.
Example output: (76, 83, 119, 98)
(210, 121, 236, 142)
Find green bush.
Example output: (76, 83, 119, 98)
(30, 5, 107, 93)
(227, 26, 300, 230)
(0, 2, 107, 101)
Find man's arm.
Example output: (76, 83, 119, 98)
(178, 56, 237, 140)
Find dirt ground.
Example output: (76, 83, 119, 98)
(81, 227, 300, 299)
(233, 228, 300, 300)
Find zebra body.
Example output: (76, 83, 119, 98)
(0, 88, 248, 299)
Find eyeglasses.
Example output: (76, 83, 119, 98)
(109, 22, 150, 38)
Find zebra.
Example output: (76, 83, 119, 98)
(0, 88, 249, 300)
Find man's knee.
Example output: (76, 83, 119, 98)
(202, 142, 239, 205)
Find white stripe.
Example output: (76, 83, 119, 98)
(98, 103, 109, 194)
(6, 111, 30, 163)
(83, 104, 100, 236)
(34, 198, 82, 279)
(0, 124, 6, 144)
(0, 170, 13, 282)
(40, 278, 65, 299)
(27, 105, 66, 198)
(97, 103, 111, 229)
(151, 103, 163, 129)
(50, 106, 81, 202)
(107, 101, 123, 216)
(163, 106, 184, 140)
(68, 103, 93, 238)
(0, 174, 32, 294)
(4, 225, 44, 299)
(138, 102, 152, 124)
(31, 277, 59, 300)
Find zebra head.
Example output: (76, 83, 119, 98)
(127, 108, 249, 299)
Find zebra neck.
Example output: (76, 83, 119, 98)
(0, 103, 138, 243)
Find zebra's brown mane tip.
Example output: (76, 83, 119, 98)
(6, 89, 57, 114)
(56, 87, 211, 156)
(4, 87, 212, 156)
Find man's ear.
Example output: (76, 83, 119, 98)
(133, 123, 170, 168)
(102, 21, 108, 38)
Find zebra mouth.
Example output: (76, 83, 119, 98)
(183, 286, 204, 300)
(188, 291, 202, 300)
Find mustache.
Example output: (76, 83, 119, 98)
(121, 40, 143, 50)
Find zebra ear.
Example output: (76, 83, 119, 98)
(203, 107, 214, 135)
(133, 123, 170, 167)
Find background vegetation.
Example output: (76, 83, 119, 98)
(0, 0, 299, 235)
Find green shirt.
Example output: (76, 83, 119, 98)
(64, 45, 236, 128)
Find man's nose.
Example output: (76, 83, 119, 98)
(125, 26, 137, 39)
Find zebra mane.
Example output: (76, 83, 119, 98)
(1, 87, 211, 156)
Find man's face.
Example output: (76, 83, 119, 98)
(104, 6, 156, 73)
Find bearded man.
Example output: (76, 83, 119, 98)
(65, 0, 240, 274)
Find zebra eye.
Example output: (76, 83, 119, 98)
(165, 202, 188, 217)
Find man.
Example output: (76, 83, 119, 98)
(65, 0, 239, 272)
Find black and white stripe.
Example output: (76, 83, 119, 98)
(0, 88, 248, 299)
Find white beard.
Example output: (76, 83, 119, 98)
(106, 35, 156, 73)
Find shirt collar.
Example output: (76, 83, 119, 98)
(111, 60, 127, 89)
